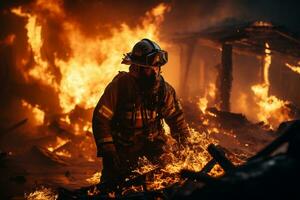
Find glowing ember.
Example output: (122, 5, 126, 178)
(86, 172, 101, 185)
(21, 100, 45, 126)
(285, 62, 300, 74)
(25, 186, 58, 200)
(251, 43, 291, 129)
(197, 82, 216, 113)
(54, 149, 71, 158)
(87, 186, 100, 196)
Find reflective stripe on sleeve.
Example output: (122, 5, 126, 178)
(98, 136, 114, 144)
(98, 105, 114, 120)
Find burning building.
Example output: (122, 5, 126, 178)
(0, 0, 300, 199)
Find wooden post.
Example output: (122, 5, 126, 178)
(219, 43, 233, 111)
(180, 40, 196, 98)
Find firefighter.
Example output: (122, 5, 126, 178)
(92, 38, 190, 182)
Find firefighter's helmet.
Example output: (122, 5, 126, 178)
(121, 39, 168, 67)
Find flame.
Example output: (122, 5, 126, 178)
(12, 3, 170, 113)
(21, 100, 45, 126)
(197, 82, 216, 113)
(54, 149, 71, 158)
(11, 1, 224, 193)
(60, 115, 71, 125)
(198, 97, 208, 113)
(46, 136, 70, 152)
(11, 3, 173, 178)
(251, 43, 291, 129)
(132, 127, 220, 190)
(86, 172, 101, 185)
(263, 43, 271, 86)
(56, 3, 170, 113)
(251, 84, 291, 129)
(11, 7, 59, 89)
(285, 62, 300, 74)
(208, 83, 216, 99)
(25, 186, 58, 200)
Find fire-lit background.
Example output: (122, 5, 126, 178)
(1, 0, 300, 199)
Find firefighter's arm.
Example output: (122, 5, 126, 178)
(162, 84, 190, 144)
(92, 81, 118, 157)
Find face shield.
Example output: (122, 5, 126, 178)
(145, 50, 168, 67)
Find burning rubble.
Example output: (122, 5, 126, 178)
(0, 0, 300, 199)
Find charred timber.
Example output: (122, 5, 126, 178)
(3, 118, 28, 134)
(207, 144, 235, 172)
(219, 43, 232, 111)
(249, 120, 300, 161)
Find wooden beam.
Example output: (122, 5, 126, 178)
(219, 43, 233, 111)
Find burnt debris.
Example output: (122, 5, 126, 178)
(55, 120, 300, 200)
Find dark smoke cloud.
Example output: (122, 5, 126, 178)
(242, 0, 300, 32)
(161, 0, 300, 34)
(0, 0, 33, 11)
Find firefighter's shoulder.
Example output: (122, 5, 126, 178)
(106, 71, 136, 93)
(111, 71, 133, 84)
(164, 80, 176, 96)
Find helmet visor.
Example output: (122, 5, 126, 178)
(145, 50, 168, 66)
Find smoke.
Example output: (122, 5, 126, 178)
(162, 0, 241, 34)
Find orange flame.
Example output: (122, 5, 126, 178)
(263, 43, 271, 86)
(285, 62, 300, 74)
(86, 172, 101, 185)
(11, 7, 59, 89)
(25, 186, 58, 200)
(21, 100, 45, 126)
(12, 3, 170, 113)
(251, 43, 291, 129)
(198, 97, 208, 113)
(132, 127, 220, 190)
(11, 1, 223, 192)
(46, 136, 70, 152)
